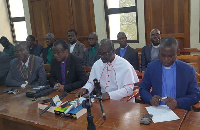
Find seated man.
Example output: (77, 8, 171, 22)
(42, 33, 56, 64)
(6, 42, 46, 87)
(26, 35, 43, 57)
(49, 40, 88, 93)
(0, 36, 15, 59)
(139, 36, 200, 110)
(0, 52, 11, 85)
(83, 32, 100, 67)
(115, 32, 139, 70)
(76, 39, 139, 101)
(141, 28, 161, 71)
(68, 29, 86, 59)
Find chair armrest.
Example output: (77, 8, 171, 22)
(191, 102, 200, 112)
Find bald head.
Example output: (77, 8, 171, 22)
(99, 39, 115, 63)
(15, 42, 29, 63)
(88, 32, 98, 47)
(150, 28, 161, 46)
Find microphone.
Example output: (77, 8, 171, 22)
(39, 92, 68, 116)
(93, 79, 106, 121)
(60, 99, 78, 118)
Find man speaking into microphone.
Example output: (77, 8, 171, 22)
(76, 39, 139, 101)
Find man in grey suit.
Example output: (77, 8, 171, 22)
(6, 42, 46, 87)
(83, 32, 100, 67)
(141, 28, 161, 71)
(115, 32, 139, 71)
(0, 52, 11, 85)
(68, 29, 86, 59)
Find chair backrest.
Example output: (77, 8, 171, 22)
(176, 55, 200, 73)
(84, 66, 92, 77)
(135, 70, 145, 84)
(136, 48, 142, 71)
(44, 64, 51, 77)
(179, 48, 200, 55)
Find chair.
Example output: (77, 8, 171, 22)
(136, 48, 142, 71)
(121, 70, 145, 102)
(176, 55, 200, 73)
(44, 64, 51, 82)
(179, 48, 200, 55)
(84, 66, 92, 77)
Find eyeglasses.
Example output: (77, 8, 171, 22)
(88, 37, 96, 40)
(53, 50, 64, 55)
(99, 49, 112, 57)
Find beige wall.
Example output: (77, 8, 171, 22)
(0, 0, 13, 51)
(1, 0, 200, 50)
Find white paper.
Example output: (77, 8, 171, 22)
(21, 84, 26, 88)
(52, 95, 62, 107)
(145, 105, 180, 123)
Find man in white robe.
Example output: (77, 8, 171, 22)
(76, 39, 139, 101)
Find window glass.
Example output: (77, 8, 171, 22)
(13, 21, 27, 41)
(108, 12, 137, 40)
(107, 0, 136, 8)
(9, 0, 25, 17)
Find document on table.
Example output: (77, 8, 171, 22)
(145, 105, 180, 123)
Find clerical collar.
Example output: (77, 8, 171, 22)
(61, 58, 67, 63)
(163, 62, 176, 69)
(120, 45, 128, 49)
(152, 44, 160, 48)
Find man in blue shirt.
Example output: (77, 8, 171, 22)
(139, 36, 200, 110)
(115, 32, 139, 70)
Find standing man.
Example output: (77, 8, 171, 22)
(67, 29, 86, 59)
(5, 42, 46, 87)
(76, 39, 139, 101)
(83, 32, 100, 67)
(26, 35, 43, 57)
(42, 33, 56, 64)
(139, 37, 200, 110)
(50, 40, 88, 93)
(0, 36, 15, 59)
(0, 52, 11, 85)
(115, 32, 139, 70)
(141, 28, 161, 71)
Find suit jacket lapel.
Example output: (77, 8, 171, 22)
(65, 54, 72, 84)
(123, 45, 131, 59)
(157, 60, 163, 96)
(72, 42, 79, 55)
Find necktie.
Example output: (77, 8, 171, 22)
(22, 64, 28, 80)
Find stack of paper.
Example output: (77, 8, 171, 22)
(145, 105, 180, 123)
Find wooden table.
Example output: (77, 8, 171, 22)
(0, 86, 188, 130)
(180, 111, 200, 130)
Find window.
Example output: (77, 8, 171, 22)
(104, 0, 139, 43)
(6, 0, 27, 42)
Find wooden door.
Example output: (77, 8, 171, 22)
(28, 0, 51, 46)
(145, 0, 190, 49)
(28, 0, 96, 47)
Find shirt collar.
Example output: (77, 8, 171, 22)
(163, 62, 176, 69)
(152, 44, 160, 48)
(21, 56, 30, 67)
(120, 45, 128, 50)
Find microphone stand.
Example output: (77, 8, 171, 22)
(82, 95, 96, 130)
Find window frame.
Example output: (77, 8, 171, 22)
(5, 0, 26, 43)
(104, 0, 139, 43)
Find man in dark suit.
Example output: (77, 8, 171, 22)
(141, 28, 161, 71)
(0, 52, 11, 85)
(83, 32, 100, 67)
(68, 29, 86, 59)
(5, 42, 46, 87)
(0, 36, 15, 59)
(26, 35, 43, 57)
(139, 36, 200, 110)
(115, 32, 139, 70)
(49, 40, 88, 93)
(42, 33, 56, 64)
